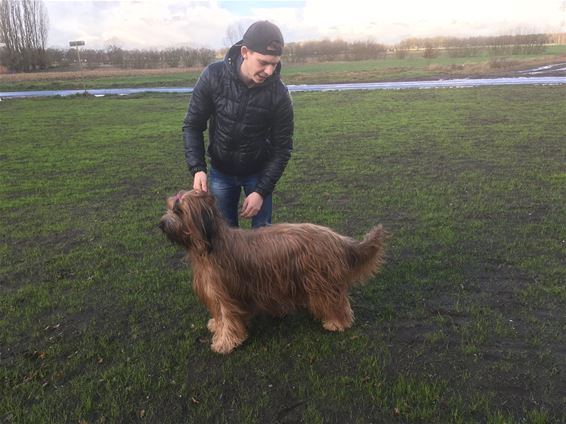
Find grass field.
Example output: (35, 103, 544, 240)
(1, 46, 566, 91)
(1, 85, 565, 423)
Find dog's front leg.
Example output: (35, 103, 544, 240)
(193, 273, 224, 335)
(193, 274, 248, 353)
(195, 295, 221, 335)
(211, 303, 248, 354)
(207, 317, 219, 333)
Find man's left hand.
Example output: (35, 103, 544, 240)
(241, 192, 264, 219)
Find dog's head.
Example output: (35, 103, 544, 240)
(158, 190, 219, 254)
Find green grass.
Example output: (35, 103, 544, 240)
(1, 86, 565, 423)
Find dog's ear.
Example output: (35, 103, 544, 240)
(186, 192, 218, 254)
(173, 197, 182, 213)
(201, 205, 216, 252)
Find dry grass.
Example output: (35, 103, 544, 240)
(2, 54, 564, 91)
(0, 66, 202, 82)
(1, 55, 563, 83)
(426, 55, 566, 75)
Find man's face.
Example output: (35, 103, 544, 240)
(240, 46, 281, 85)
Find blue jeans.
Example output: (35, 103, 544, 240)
(209, 167, 272, 228)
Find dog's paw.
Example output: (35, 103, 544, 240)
(211, 339, 235, 354)
(323, 320, 348, 332)
(207, 318, 218, 333)
(210, 329, 247, 354)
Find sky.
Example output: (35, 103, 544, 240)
(44, 0, 566, 50)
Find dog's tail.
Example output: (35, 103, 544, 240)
(348, 224, 389, 285)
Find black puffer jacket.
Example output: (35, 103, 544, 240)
(182, 43, 294, 198)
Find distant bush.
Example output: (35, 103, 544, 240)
(43, 46, 217, 71)
(423, 46, 440, 59)
(488, 58, 521, 69)
(446, 47, 482, 58)
(394, 49, 409, 59)
(284, 39, 388, 63)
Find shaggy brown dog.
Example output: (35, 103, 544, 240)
(159, 190, 387, 354)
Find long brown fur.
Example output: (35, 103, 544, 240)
(159, 190, 388, 354)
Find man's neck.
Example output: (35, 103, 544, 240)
(237, 56, 256, 87)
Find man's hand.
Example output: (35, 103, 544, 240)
(241, 192, 263, 219)
(193, 171, 208, 192)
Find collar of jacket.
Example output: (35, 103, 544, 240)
(224, 41, 282, 87)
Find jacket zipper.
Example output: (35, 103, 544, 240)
(233, 89, 249, 138)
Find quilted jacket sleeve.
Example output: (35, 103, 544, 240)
(182, 66, 214, 176)
(254, 87, 294, 198)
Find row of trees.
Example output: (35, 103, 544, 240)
(1, 0, 564, 72)
(2, 33, 559, 72)
(399, 33, 551, 50)
(285, 34, 562, 63)
(71, 32, 555, 69)
(284, 40, 388, 63)
(49, 40, 387, 69)
(399, 33, 557, 59)
(45, 46, 216, 70)
(0, 0, 48, 72)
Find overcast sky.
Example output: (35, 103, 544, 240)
(45, 0, 565, 50)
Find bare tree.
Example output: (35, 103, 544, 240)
(223, 21, 246, 47)
(105, 37, 124, 67)
(0, 0, 49, 71)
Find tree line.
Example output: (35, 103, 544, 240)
(284, 39, 388, 62)
(1, 0, 564, 73)
(5, 32, 562, 73)
(46, 46, 216, 70)
(398, 33, 562, 58)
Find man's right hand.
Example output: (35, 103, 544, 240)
(193, 171, 208, 192)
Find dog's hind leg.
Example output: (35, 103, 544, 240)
(308, 293, 354, 332)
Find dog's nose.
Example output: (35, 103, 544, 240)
(158, 220, 165, 231)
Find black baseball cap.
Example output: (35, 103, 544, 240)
(242, 20, 284, 56)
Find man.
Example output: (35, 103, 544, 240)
(183, 20, 294, 228)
